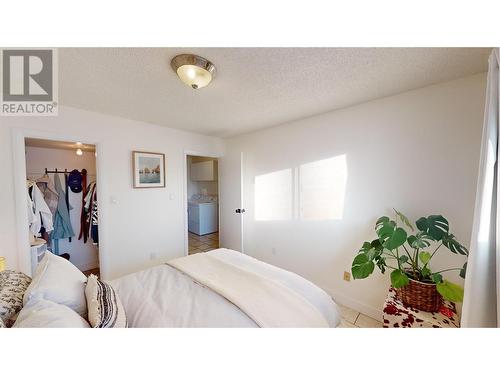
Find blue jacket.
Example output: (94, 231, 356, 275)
(51, 174, 75, 254)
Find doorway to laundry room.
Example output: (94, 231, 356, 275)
(186, 155, 219, 255)
(25, 138, 100, 278)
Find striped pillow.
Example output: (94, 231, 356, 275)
(85, 275, 127, 328)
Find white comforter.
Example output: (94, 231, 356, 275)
(110, 249, 340, 328)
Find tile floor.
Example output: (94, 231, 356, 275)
(338, 304, 383, 328)
(188, 231, 219, 255)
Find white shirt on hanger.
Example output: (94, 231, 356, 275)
(27, 181, 54, 235)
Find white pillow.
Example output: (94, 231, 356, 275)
(23, 251, 87, 317)
(85, 274, 127, 328)
(13, 297, 90, 328)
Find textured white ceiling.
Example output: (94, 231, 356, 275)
(59, 48, 490, 138)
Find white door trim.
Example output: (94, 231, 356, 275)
(239, 151, 245, 253)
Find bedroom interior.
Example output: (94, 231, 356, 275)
(1, 46, 497, 330)
(3, 2, 500, 374)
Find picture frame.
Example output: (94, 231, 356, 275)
(132, 151, 166, 188)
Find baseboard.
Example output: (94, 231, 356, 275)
(327, 289, 383, 322)
(75, 261, 99, 272)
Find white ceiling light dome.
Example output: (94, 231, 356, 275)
(171, 54, 216, 89)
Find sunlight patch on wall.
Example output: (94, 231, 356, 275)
(253, 154, 347, 222)
(299, 155, 347, 220)
(254, 168, 292, 221)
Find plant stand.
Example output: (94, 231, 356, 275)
(382, 287, 459, 328)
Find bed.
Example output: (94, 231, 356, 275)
(111, 249, 340, 328)
(2, 249, 341, 328)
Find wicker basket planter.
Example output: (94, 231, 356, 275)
(396, 277, 442, 312)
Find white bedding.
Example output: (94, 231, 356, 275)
(110, 249, 340, 328)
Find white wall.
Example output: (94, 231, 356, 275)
(223, 73, 487, 319)
(25, 146, 98, 271)
(0, 106, 224, 280)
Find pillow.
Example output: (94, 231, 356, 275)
(13, 297, 90, 328)
(85, 274, 127, 328)
(0, 270, 32, 327)
(23, 251, 87, 317)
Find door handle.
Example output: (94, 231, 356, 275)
(235, 208, 246, 214)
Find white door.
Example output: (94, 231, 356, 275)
(218, 150, 244, 252)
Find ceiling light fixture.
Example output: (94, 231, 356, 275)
(76, 148, 83, 156)
(171, 54, 216, 89)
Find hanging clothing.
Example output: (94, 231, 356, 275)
(35, 174, 59, 215)
(91, 189, 98, 245)
(78, 169, 88, 242)
(51, 173, 75, 254)
(83, 182, 95, 212)
(27, 180, 54, 236)
(65, 172, 72, 243)
(83, 181, 98, 246)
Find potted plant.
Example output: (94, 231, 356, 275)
(351, 210, 468, 312)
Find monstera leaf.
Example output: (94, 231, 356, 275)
(394, 209, 414, 231)
(407, 232, 432, 249)
(355, 239, 385, 276)
(442, 233, 468, 255)
(351, 254, 375, 279)
(390, 269, 410, 288)
(385, 228, 407, 250)
(359, 239, 383, 261)
(436, 280, 464, 302)
(375, 256, 387, 274)
(375, 216, 391, 230)
(416, 215, 449, 240)
(376, 219, 407, 250)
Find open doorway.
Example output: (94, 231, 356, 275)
(25, 138, 100, 277)
(186, 155, 219, 255)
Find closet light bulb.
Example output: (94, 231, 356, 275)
(76, 148, 83, 156)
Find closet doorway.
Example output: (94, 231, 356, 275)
(185, 155, 219, 255)
(25, 138, 100, 277)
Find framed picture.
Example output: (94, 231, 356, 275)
(133, 151, 166, 188)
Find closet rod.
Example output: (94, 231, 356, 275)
(44, 168, 68, 174)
